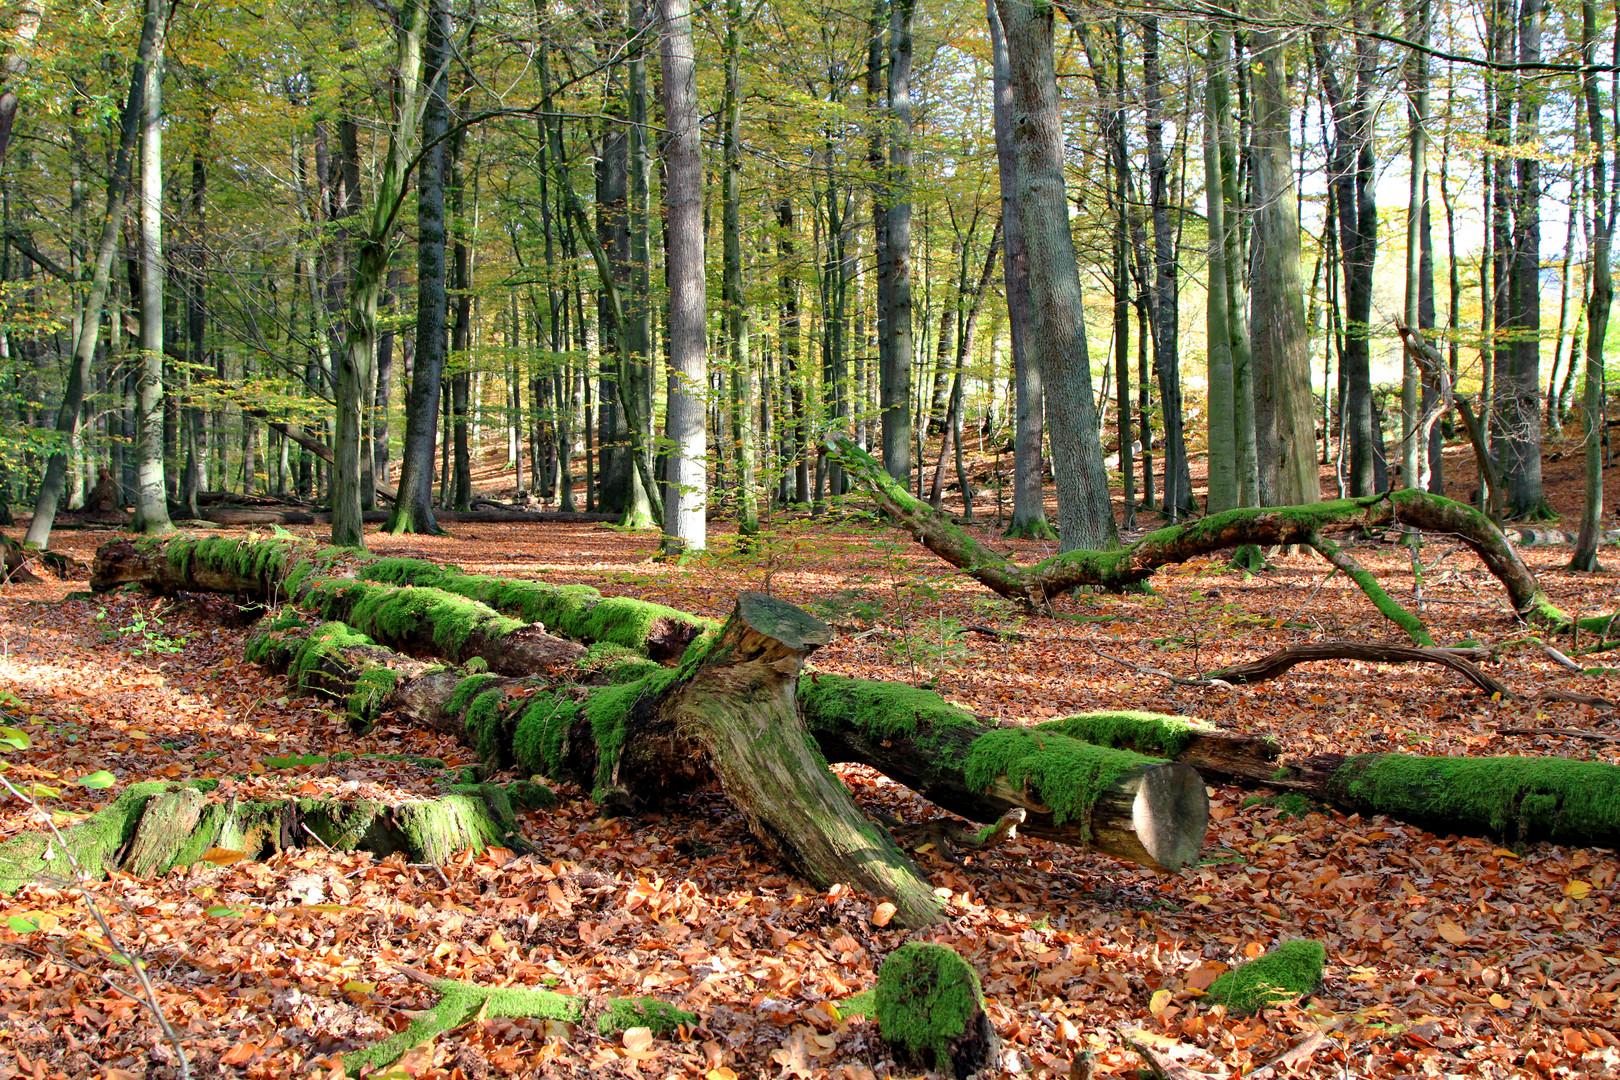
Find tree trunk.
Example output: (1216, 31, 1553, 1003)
(987, 0, 1052, 540)
(1203, 32, 1238, 515)
(1570, 0, 1613, 571)
(1248, 0, 1319, 507)
(880, 0, 915, 483)
(130, 0, 172, 537)
(828, 431, 1606, 633)
(659, 0, 706, 555)
(386, 0, 450, 537)
(995, 0, 1118, 552)
(721, 0, 757, 539)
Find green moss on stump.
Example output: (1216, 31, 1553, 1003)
(596, 996, 697, 1036)
(0, 781, 170, 893)
(870, 944, 993, 1076)
(963, 728, 1159, 835)
(341, 978, 585, 1074)
(512, 692, 583, 779)
(304, 579, 523, 659)
(1039, 710, 1212, 759)
(1204, 940, 1325, 1013)
(1333, 753, 1620, 845)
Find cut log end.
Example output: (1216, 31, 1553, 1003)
(1084, 762, 1209, 873)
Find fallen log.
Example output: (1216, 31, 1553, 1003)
(189, 507, 621, 527)
(241, 612, 1207, 877)
(92, 534, 708, 661)
(799, 676, 1208, 871)
(1206, 641, 1509, 697)
(1049, 710, 1620, 848)
(826, 433, 1614, 635)
(0, 778, 552, 895)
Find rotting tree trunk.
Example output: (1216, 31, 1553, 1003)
(220, 598, 1208, 886)
(0, 778, 550, 895)
(827, 433, 1610, 633)
(90, 533, 710, 661)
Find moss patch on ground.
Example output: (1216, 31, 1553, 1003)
(1332, 753, 1620, 845)
(870, 943, 987, 1072)
(963, 728, 1159, 834)
(1039, 710, 1213, 758)
(341, 978, 585, 1074)
(595, 996, 697, 1036)
(1204, 940, 1325, 1013)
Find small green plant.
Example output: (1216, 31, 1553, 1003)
(97, 608, 189, 655)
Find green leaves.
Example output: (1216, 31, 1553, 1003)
(74, 770, 116, 789)
(0, 726, 31, 750)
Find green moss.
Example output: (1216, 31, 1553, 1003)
(512, 692, 583, 778)
(1332, 753, 1620, 845)
(287, 621, 378, 692)
(347, 667, 401, 733)
(447, 673, 501, 715)
(464, 688, 507, 767)
(836, 988, 877, 1020)
(583, 668, 682, 797)
(871, 943, 986, 1070)
(596, 996, 697, 1036)
(1204, 940, 1325, 1013)
(305, 580, 523, 659)
(505, 779, 556, 809)
(578, 641, 663, 683)
(1039, 710, 1213, 759)
(964, 729, 1159, 835)
(799, 674, 977, 744)
(0, 781, 171, 894)
(266, 752, 357, 769)
(342, 977, 585, 1074)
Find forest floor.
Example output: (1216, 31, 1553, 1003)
(0, 436, 1617, 1079)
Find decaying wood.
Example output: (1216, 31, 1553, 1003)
(1207, 641, 1509, 697)
(827, 433, 1611, 635)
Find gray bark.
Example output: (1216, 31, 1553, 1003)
(658, 0, 706, 554)
(131, 0, 172, 536)
(995, 0, 1117, 552)
(1571, 0, 1613, 571)
(881, 0, 915, 483)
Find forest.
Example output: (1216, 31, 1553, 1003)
(0, 0, 1616, 1076)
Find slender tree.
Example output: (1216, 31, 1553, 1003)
(130, 0, 172, 536)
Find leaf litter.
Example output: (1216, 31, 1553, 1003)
(0, 511, 1615, 1079)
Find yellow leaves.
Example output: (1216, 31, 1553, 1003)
(200, 847, 251, 867)
(1437, 921, 1469, 946)
(705, 1069, 739, 1080)
(1563, 880, 1593, 899)
(1148, 988, 1173, 1016)
(1489, 993, 1512, 1010)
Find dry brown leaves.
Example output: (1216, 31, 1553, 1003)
(0, 479, 1616, 1078)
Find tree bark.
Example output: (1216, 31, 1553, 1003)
(828, 431, 1606, 632)
(994, 0, 1118, 551)
(1570, 0, 1612, 571)
(659, 0, 707, 555)
(880, 0, 915, 483)
(130, 0, 172, 536)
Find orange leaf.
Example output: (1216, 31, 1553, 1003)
(870, 902, 897, 928)
(201, 848, 251, 867)
(1437, 921, 1468, 946)
(219, 1042, 259, 1066)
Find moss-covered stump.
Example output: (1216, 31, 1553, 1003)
(801, 676, 1208, 872)
(1204, 940, 1325, 1013)
(827, 432, 1616, 634)
(91, 534, 710, 662)
(246, 612, 435, 733)
(858, 944, 999, 1079)
(1276, 752, 1620, 848)
(0, 781, 544, 894)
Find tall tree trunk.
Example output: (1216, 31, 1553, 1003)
(1143, 17, 1192, 518)
(334, 0, 428, 547)
(880, 0, 915, 483)
(722, 0, 757, 538)
(1570, 0, 1613, 571)
(995, 0, 1118, 552)
(1502, 0, 1549, 518)
(384, 0, 448, 536)
(659, 0, 706, 555)
(1203, 31, 1238, 515)
(1248, 0, 1318, 506)
(24, 9, 150, 547)
(130, 0, 172, 536)
(989, 0, 1052, 540)
(1402, 0, 1430, 493)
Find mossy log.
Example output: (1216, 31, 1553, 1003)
(0, 779, 550, 895)
(244, 598, 949, 928)
(827, 433, 1612, 633)
(249, 616, 1209, 876)
(800, 678, 1208, 872)
(92, 534, 709, 662)
(1269, 752, 1620, 848)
